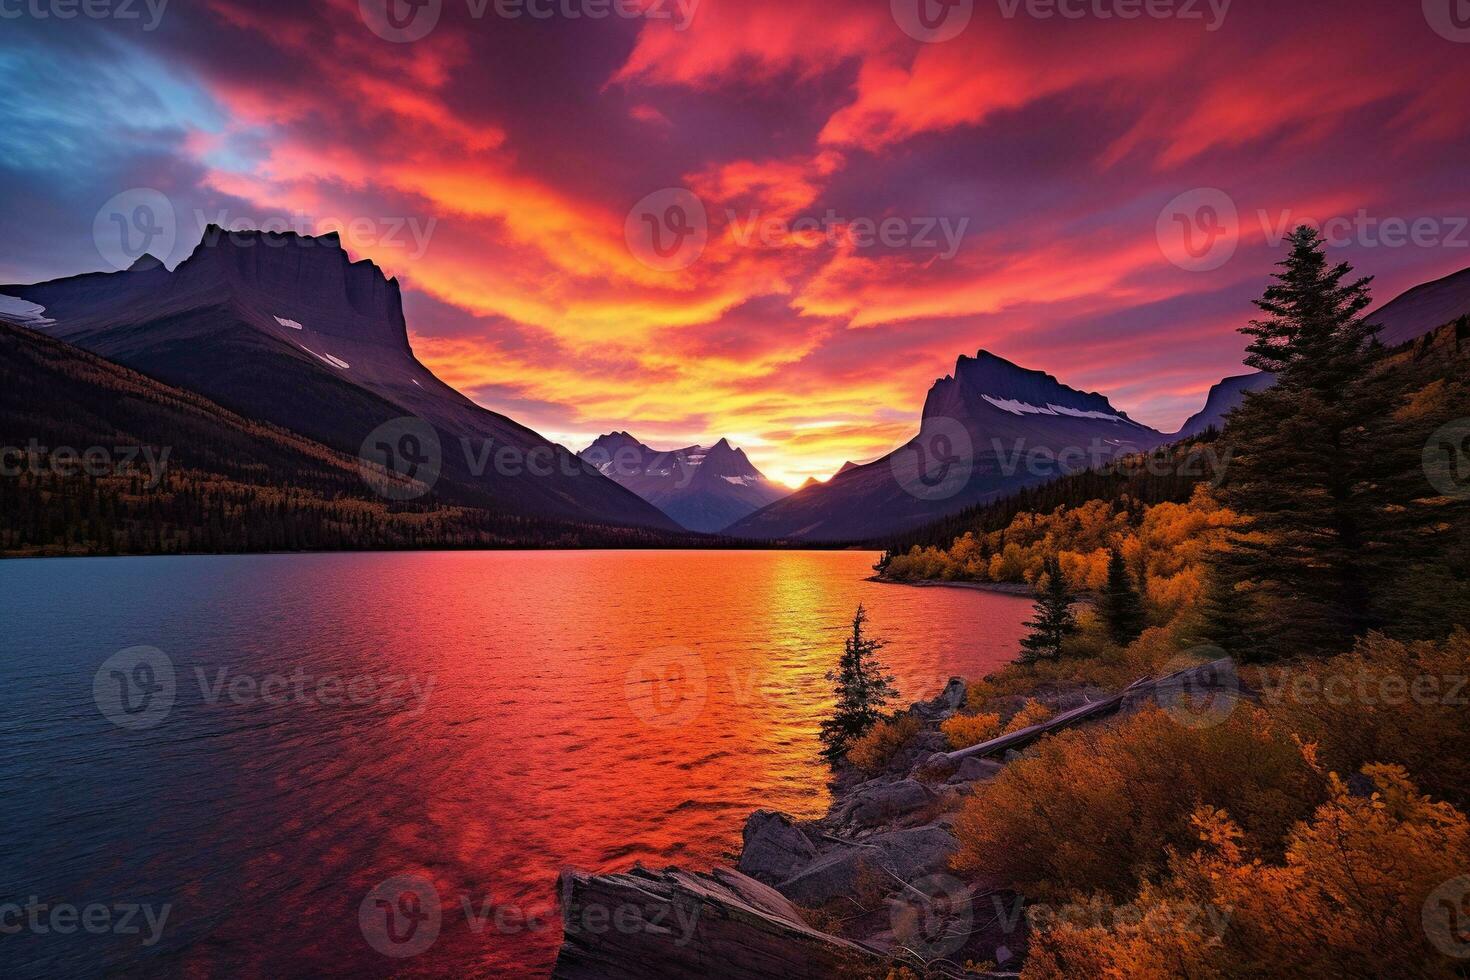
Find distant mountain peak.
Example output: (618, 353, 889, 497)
(127, 253, 165, 273)
(578, 431, 788, 532)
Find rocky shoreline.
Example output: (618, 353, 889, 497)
(553, 661, 1239, 979)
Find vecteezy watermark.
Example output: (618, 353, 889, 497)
(1154, 650, 1241, 730)
(891, 0, 973, 43)
(0, 441, 172, 488)
(197, 210, 438, 260)
(1255, 669, 1469, 709)
(890, 417, 976, 502)
(995, 0, 1231, 30)
(1424, 876, 1470, 958)
(889, 874, 974, 960)
(625, 189, 709, 273)
(359, 0, 699, 43)
(1157, 188, 1239, 273)
(193, 666, 435, 715)
(1159, 190, 1470, 272)
(0, 0, 169, 30)
(624, 647, 708, 728)
(360, 418, 444, 501)
(1423, 0, 1470, 43)
(1424, 419, 1470, 500)
(93, 188, 177, 272)
(356, 417, 612, 500)
(1022, 894, 1233, 943)
(360, 876, 443, 958)
(892, 0, 1230, 42)
(92, 647, 436, 730)
(560, 872, 702, 949)
(93, 646, 177, 730)
(0, 898, 172, 947)
(727, 210, 970, 261)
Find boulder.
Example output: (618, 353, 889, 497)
(949, 756, 1004, 785)
(776, 824, 959, 907)
(834, 778, 937, 829)
(554, 865, 880, 979)
(910, 677, 967, 721)
(738, 811, 819, 884)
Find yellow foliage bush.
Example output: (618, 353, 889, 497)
(951, 706, 1321, 902)
(1263, 629, 1470, 809)
(1022, 765, 1470, 980)
(847, 713, 922, 772)
(1003, 699, 1055, 734)
(942, 712, 1002, 750)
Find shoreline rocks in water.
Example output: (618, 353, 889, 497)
(553, 660, 1242, 979)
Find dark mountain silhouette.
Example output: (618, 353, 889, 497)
(725, 350, 1165, 542)
(580, 432, 789, 532)
(1369, 265, 1470, 349)
(2, 227, 676, 531)
(1173, 371, 1276, 439)
(0, 322, 703, 555)
(1173, 265, 1470, 439)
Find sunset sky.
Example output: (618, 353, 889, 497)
(4, 0, 1470, 486)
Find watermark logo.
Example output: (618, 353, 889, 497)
(727, 210, 970, 260)
(624, 647, 707, 728)
(93, 646, 176, 730)
(0, 899, 171, 946)
(892, 0, 973, 42)
(360, 417, 443, 501)
(1157, 188, 1238, 272)
(0, 0, 170, 30)
(197, 210, 438, 260)
(996, 0, 1231, 30)
(1424, 0, 1470, 42)
(360, 0, 443, 42)
(625, 189, 708, 272)
(890, 416, 974, 501)
(1424, 876, 1470, 958)
(360, 875, 442, 958)
(1155, 648, 1239, 729)
(889, 874, 973, 960)
(93, 189, 176, 272)
(0, 441, 172, 489)
(1424, 419, 1470, 500)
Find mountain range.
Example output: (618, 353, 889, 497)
(3, 228, 1467, 549)
(1168, 264, 1470, 439)
(724, 351, 1167, 542)
(2, 227, 677, 532)
(580, 433, 789, 533)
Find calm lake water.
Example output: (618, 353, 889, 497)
(0, 551, 1030, 978)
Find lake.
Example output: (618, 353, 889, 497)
(0, 550, 1031, 977)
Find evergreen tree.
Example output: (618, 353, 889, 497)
(1100, 546, 1146, 646)
(819, 605, 898, 765)
(1212, 227, 1389, 658)
(1019, 556, 1078, 663)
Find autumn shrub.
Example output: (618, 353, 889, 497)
(1264, 629, 1470, 809)
(942, 712, 1001, 750)
(847, 713, 922, 772)
(951, 706, 1321, 902)
(1022, 765, 1470, 980)
(1003, 699, 1055, 734)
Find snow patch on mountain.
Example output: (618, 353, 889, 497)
(0, 294, 55, 327)
(299, 344, 350, 370)
(982, 394, 1133, 423)
(274, 315, 303, 330)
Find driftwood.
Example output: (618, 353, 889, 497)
(936, 659, 1240, 766)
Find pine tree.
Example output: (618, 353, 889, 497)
(1100, 546, 1146, 646)
(819, 605, 898, 765)
(1018, 556, 1078, 663)
(1213, 227, 1389, 657)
